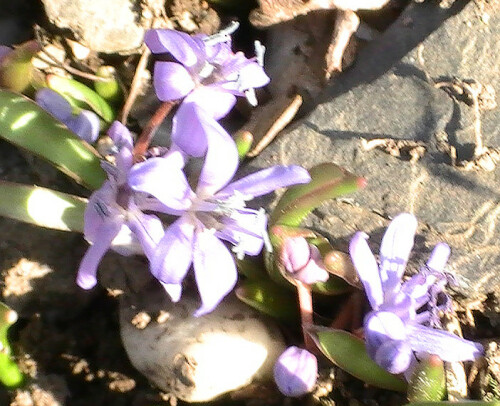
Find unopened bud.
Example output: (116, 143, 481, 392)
(274, 346, 317, 397)
(280, 237, 329, 285)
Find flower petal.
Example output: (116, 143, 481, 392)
(36, 88, 73, 122)
(77, 219, 122, 289)
(379, 213, 418, 297)
(374, 339, 413, 374)
(183, 86, 236, 120)
(153, 61, 195, 101)
(216, 165, 311, 199)
(108, 120, 133, 151)
(217, 208, 267, 256)
(196, 110, 239, 195)
(160, 281, 183, 303)
(171, 103, 209, 157)
(151, 218, 195, 286)
(126, 212, 164, 260)
(349, 232, 384, 309)
(144, 29, 202, 67)
(129, 156, 193, 210)
(83, 182, 117, 241)
(192, 229, 238, 316)
(426, 242, 451, 273)
(66, 110, 100, 143)
(406, 323, 483, 362)
(236, 61, 270, 91)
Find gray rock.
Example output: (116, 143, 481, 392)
(250, 0, 500, 301)
(42, 0, 145, 53)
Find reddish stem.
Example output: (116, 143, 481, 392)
(296, 281, 316, 353)
(133, 101, 176, 161)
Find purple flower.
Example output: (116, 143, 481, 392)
(274, 346, 317, 397)
(36, 88, 100, 143)
(77, 121, 185, 289)
(129, 122, 311, 316)
(280, 237, 329, 285)
(349, 213, 483, 376)
(144, 27, 269, 156)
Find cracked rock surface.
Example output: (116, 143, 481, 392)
(250, 0, 500, 302)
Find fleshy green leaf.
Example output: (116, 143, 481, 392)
(270, 163, 365, 227)
(94, 66, 123, 105)
(408, 355, 446, 402)
(234, 130, 253, 160)
(0, 181, 86, 232)
(0, 302, 24, 388)
(47, 74, 115, 122)
(312, 328, 407, 392)
(405, 403, 500, 406)
(0, 90, 106, 189)
(0, 40, 40, 93)
(236, 279, 299, 324)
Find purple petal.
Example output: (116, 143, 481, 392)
(196, 111, 239, 195)
(236, 61, 270, 91)
(379, 213, 418, 297)
(108, 120, 133, 151)
(217, 209, 267, 256)
(274, 346, 317, 397)
(426, 243, 451, 273)
(216, 165, 311, 200)
(171, 103, 209, 157)
(153, 62, 195, 101)
(66, 110, 100, 143)
(144, 29, 202, 67)
(406, 324, 483, 362)
(294, 245, 329, 285)
(281, 237, 311, 272)
(129, 156, 193, 210)
(36, 88, 73, 122)
(192, 229, 238, 316)
(349, 232, 384, 309)
(77, 219, 122, 289)
(151, 218, 195, 286)
(374, 339, 413, 374)
(83, 182, 117, 241)
(126, 212, 164, 260)
(183, 86, 236, 120)
(160, 281, 183, 302)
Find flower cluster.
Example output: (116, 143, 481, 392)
(76, 27, 311, 316)
(349, 213, 483, 376)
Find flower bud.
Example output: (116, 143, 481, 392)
(280, 237, 329, 285)
(274, 346, 317, 397)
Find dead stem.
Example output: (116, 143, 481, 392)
(120, 47, 151, 124)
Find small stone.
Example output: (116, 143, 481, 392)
(120, 281, 286, 402)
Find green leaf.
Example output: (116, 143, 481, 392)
(0, 302, 24, 388)
(0, 40, 41, 93)
(0, 181, 86, 232)
(270, 163, 365, 227)
(236, 279, 299, 324)
(94, 66, 123, 105)
(408, 355, 446, 402)
(234, 130, 253, 160)
(0, 90, 106, 189)
(405, 403, 500, 406)
(313, 328, 407, 392)
(47, 74, 115, 122)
